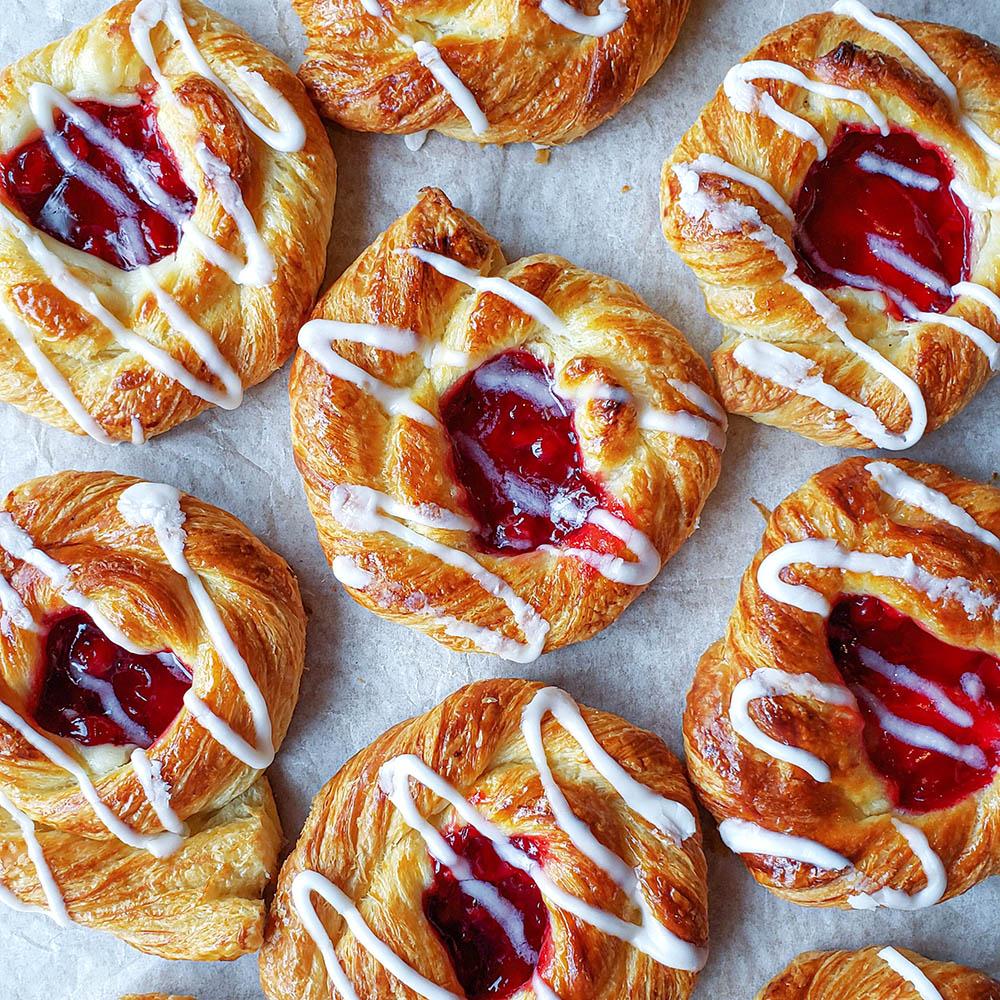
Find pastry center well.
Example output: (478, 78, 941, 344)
(793, 125, 971, 317)
(827, 594, 1000, 812)
(423, 826, 550, 1000)
(440, 349, 608, 553)
(1, 97, 196, 271)
(33, 611, 192, 748)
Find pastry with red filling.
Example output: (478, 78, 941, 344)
(0, 0, 335, 442)
(661, 4, 1000, 449)
(685, 457, 1000, 909)
(0, 471, 305, 958)
(260, 679, 708, 1000)
(290, 187, 724, 660)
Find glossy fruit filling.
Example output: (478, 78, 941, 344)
(0, 98, 196, 271)
(828, 595, 1000, 811)
(440, 349, 608, 553)
(793, 126, 971, 317)
(423, 826, 549, 1000)
(33, 612, 192, 748)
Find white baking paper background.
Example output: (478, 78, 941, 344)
(0, 0, 998, 996)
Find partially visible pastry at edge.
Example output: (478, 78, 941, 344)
(661, 3, 1000, 449)
(685, 458, 1000, 910)
(121, 995, 196, 1000)
(289, 187, 724, 661)
(757, 947, 1000, 999)
(260, 678, 709, 1000)
(293, 0, 690, 145)
(0, 471, 306, 959)
(0, 0, 336, 442)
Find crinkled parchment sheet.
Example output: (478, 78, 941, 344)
(0, 0, 998, 996)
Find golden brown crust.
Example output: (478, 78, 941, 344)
(0, 0, 336, 441)
(293, 0, 690, 145)
(757, 947, 1000, 999)
(683, 457, 1000, 908)
(121, 995, 197, 1000)
(259, 678, 708, 1000)
(289, 187, 723, 657)
(0, 471, 307, 958)
(660, 11, 1000, 448)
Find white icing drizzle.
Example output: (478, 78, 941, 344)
(732, 339, 904, 448)
(857, 152, 939, 190)
(292, 687, 705, 999)
(848, 819, 946, 910)
(0, 204, 243, 411)
(0, 559, 37, 635)
(720, 816, 946, 910)
(0, 294, 111, 443)
(728, 668, 857, 781)
(544, 508, 660, 585)
(718, 818, 852, 871)
(329, 485, 549, 662)
(866, 460, 1000, 553)
(950, 179, 1000, 213)
(183, 143, 277, 287)
(0, 788, 70, 926)
(674, 155, 926, 448)
(724, 59, 888, 158)
(298, 319, 439, 427)
(331, 555, 375, 589)
(962, 672, 986, 702)
(130, 747, 186, 836)
(858, 647, 973, 728)
(407, 248, 568, 335)
(130, 417, 146, 445)
(0, 696, 182, 859)
(539, 0, 628, 37)
(879, 947, 944, 1000)
(117, 483, 275, 769)
(292, 869, 462, 1000)
(129, 0, 306, 153)
(757, 537, 999, 620)
(410, 41, 488, 136)
(832, 0, 1000, 162)
(852, 686, 985, 768)
(0, 511, 147, 654)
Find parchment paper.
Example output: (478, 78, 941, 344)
(0, 0, 997, 996)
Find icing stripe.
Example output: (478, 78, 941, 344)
(674, 155, 926, 448)
(724, 59, 888, 157)
(130, 748, 186, 837)
(858, 152, 939, 190)
(129, 0, 306, 153)
(539, 0, 628, 37)
(848, 819, 946, 909)
(411, 41, 488, 136)
(0, 788, 70, 926)
(117, 483, 275, 770)
(544, 508, 661, 585)
(879, 947, 944, 1000)
(728, 668, 857, 781)
(329, 485, 548, 662)
(757, 537, 998, 620)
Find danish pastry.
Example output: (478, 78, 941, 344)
(661, 2, 1000, 450)
(0, 0, 336, 442)
(259, 678, 709, 1000)
(121, 996, 196, 1000)
(757, 947, 1000, 1000)
(684, 457, 1000, 909)
(293, 0, 690, 146)
(289, 187, 723, 661)
(0, 471, 306, 959)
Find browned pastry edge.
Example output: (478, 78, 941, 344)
(661, 10, 1000, 447)
(293, 0, 690, 144)
(289, 186, 722, 656)
(684, 457, 1000, 907)
(259, 677, 708, 1000)
(0, 471, 305, 958)
(757, 947, 1000, 999)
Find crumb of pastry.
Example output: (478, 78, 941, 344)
(534, 147, 551, 164)
(621, 184, 632, 192)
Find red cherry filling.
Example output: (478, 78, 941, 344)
(794, 126, 971, 317)
(423, 826, 549, 1000)
(32, 612, 192, 748)
(0, 98, 196, 271)
(828, 595, 1000, 811)
(440, 349, 609, 553)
